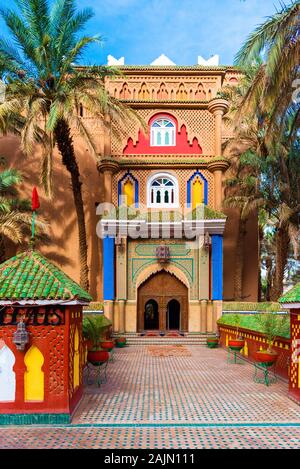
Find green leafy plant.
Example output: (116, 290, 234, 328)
(232, 314, 242, 338)
(82, 314, 112, 350)
(254, 313, 289, 351)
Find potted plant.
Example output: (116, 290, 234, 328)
(115, 336, 127, 347)
(206, 334, 219, 348)
(228, 314, 245, 351)
(83, 314, 112, 364)
(254, 313, 289, 365)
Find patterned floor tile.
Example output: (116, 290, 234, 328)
(1, 345, 300, 449)
(73, 346, 300, 424)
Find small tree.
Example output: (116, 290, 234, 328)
(254, 313, 289, 351)
(82, 314, 112, 350)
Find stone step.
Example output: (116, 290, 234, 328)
(113, 334, 210, 346)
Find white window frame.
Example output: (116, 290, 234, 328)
(150, 118, 176, 147)
(147, 173, 179, 208)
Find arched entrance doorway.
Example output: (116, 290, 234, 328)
(137, 270, 188, 332)
(167, 299, 180, 330)
(144, 299, 159, 330)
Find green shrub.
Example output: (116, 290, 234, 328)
(222, 302, 287, 312)
(254, 313, 289, 350)
(83, 302, 104, 311)
(217, 313, 290, 339)
(82, 314, 112, 350)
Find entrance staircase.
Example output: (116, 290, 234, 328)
(112, 332, 210, 345)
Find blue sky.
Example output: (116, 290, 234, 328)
(0, 0, 284, 65)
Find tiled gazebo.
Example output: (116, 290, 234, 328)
(0, 250, 92, 424)
(280, 283, 300, 403)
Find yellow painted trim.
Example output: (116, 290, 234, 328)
(124, 179, 134, 207)
(24, 346, 44, 402)
(192, 178, 204, 210)
(73, 327, 80, 389)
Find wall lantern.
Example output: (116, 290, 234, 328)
(156, 245, 170, 264)
(204, 232, 211, 249)
(13, 320, 29, 351)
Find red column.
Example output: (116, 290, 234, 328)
(289, 309, 300, 402)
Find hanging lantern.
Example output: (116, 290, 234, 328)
(204, 232, 211, 249)
(156, 245, 170, 264)
(13, 320, 29, 351)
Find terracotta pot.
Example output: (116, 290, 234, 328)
(228, 339, 245, 351)
(115, 337, 127, 348)
(87, 350, 109, 364)
(207, 337, 218, 348)
(255, 350, 278, 366)
(101, 341, 115, 351)
(84, 339, 93, 351)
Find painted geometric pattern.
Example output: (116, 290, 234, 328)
(107, 75, 220, 103)
(113, 168, 214, 208)
(74, 346, 300, 425)
(291, 321, 300, 388)
(2, 426, 300, 449)
(1, 345, 300, 449)
(48, 327, 65, 395)
(127, 239, 198, 300)
(135, 244, 191, 257)
(111, 108, 216, 155)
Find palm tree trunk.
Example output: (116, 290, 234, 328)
(265, 256, 273, 301)
(234, 215, 246, 300)
(257, 224, 263, 301)
(0, 235, 6, 264)
(54, 119, 89, 291)
(270, 227, 289, 300)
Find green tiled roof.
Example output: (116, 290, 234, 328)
(279, 283, 300, 304)
(0, 251, 92, 302)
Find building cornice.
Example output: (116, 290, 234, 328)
(119, 100, 211, 109)
(100, 219, 227, 236)
(102, 156, 230, 170)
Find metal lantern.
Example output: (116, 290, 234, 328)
(13, 320, 29, 351)
(156, 245, 170, 264)
(204, 232, 211, 249)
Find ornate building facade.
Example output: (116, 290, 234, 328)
(97, 64, 259, 334)
(1, 63, 259, 334)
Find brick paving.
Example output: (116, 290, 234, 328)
(1, 345, 300, 449)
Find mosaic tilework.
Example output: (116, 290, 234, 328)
(1, 345, 300, 449)
(73, 346, 300, 425)
(1, 425, 300, 449)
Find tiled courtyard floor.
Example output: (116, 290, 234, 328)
(1, 345, 300, 449)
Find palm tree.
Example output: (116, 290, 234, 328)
(0, 0, 140, 291)
(0, 161, 47, 262)
(234, 1, 300, 139)
(223, 63, 300, 300)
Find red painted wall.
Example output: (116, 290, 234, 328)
(0, 305, 84, 417)
(123, 113, 203, 155)
(218, 324, 290, 380)
(289, 309, 300, 402)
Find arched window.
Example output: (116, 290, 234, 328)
(150, 118, 176, 147)
(118, 172, 139, 207)
(147, 173, 179, 208)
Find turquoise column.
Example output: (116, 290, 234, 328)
(211, 234, 223, 300)
(103, 237, 115, 301)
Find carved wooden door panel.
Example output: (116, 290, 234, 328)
(137, 270, 188, 332)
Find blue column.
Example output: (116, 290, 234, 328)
(211, 234, 223, 300)
(103, 237, 115, 301)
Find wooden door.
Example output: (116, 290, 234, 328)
(138, 271, 188, 331)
